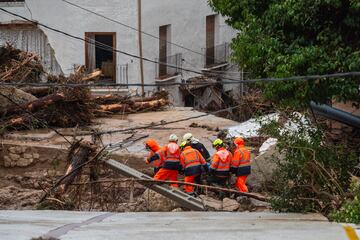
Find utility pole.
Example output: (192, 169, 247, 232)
(137, 0, 145, 96)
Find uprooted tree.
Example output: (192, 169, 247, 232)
(209, 0, 360, 221)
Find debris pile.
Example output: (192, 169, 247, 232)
(0, 43, 43, 82)
(0, 46, 170, 133)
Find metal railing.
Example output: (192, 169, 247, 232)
(155, 53, 182, 79)
(202, 42, 229, 68)
(117, 63, 128, 88)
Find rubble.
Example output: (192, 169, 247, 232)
(142, 189, 179, 211)
(0, 43, 43, 82)
(0, 46, 170, 132)
(222, 197, 240, 211)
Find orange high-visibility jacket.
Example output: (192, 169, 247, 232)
(163, 142, 181, 170)
(180, 146, 207, 176)
(231, 145, 251, 176)
(145, 139, 163, 168)
(150, 142, 180, 170)
(210, 147, 232, 177)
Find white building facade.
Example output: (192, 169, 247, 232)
(0, 0, 237, 104)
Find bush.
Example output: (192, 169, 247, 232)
(261, 112, 358, 215)
(330, 179, 360, 224)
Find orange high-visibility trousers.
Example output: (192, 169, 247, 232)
(154, 168, 178, 187)
(184, 175, 199, 193)
(236, 175, 248, 192)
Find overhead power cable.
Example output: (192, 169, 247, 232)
(0, 8, 245, 83)
(0, 92, 72, 144)
(60, 0, 231, 65)
(1, 72, 360, 88)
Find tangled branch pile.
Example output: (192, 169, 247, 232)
(0, 46, 170, 133)
(0, 44, 43, 82)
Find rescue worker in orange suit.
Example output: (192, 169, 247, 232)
(182, 133, 211, 162)
(231, 137, 251, 192)
(207, 139, 232, 187)
(149, 134, 180, 187)
(179, 141, 208, 196)
(144, 139, 163, 175)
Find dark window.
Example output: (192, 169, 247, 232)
(85, 32, 116, 83)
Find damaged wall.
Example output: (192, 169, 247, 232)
(0, 26, 63, 76)
(0, 0, 237, 105)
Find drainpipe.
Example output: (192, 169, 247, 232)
(137, 0, 145, 96)
(310, 101, 360, 129)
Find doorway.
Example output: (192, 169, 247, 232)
(85, 32, 116, 83)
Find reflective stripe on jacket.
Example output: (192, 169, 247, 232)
(210, 147, 232, 177)
(231, 146, 251, 176)
(163, 142, 180, 170)
(180, 146, 207, 176)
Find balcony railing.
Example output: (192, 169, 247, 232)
(116, 63, 128, 88)
(202, 42, 229, 68)
(155, 53, 182, 79)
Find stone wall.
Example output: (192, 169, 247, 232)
(0, 143, 67, 168)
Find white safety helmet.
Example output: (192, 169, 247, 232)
(169, 134, 178, 142)
(182, 133, 193, 142)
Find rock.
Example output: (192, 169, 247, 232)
(236, 196, 251, 205)
(8, 147, 16, 154)
(33, 153, 40, 159)
(23, 153, 32, 159)
(222, 198, 240, 211)
(199, 195, 222, 211)
(15, 146, 23, 154)
(247, 145, 283, 192)
(172, 208, 183, 212)
(250, 198, 271, 210)
(9, 153, 19, 161)
(17, 157, 33, 167)
(142, 189, 179, 211)
(3, 156, 11, 167)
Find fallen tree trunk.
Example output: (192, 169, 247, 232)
(21, 87, 52, 98)
(98, 98, 169, 114)
(132, 98, 169, 110)
(5, 92, 65, 116)
(98, 103, 131, 113)
(59, 140, 97, 194)
(92, 94, 129, 105)
(82, 70, 102, 81)
(0, 87, 37, 116)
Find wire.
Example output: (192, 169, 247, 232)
(3, 8, 357, 85)
(0, 7, 246, 83)
(0, 91, 72, 144)
(1, 71, 360, 88)
(60, 0, 231, 64)
(77, 104, 242, 136)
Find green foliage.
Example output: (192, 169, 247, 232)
(330, 180, 360, 224)
(209, 0, 360, 108)
(260, 113, 358, 214)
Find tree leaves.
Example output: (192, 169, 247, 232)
(209, 0, 360, 108)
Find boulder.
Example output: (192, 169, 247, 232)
(222, 198, 240, 211)
(142, 189, 179, 211)
(199, 195, 222, 211)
